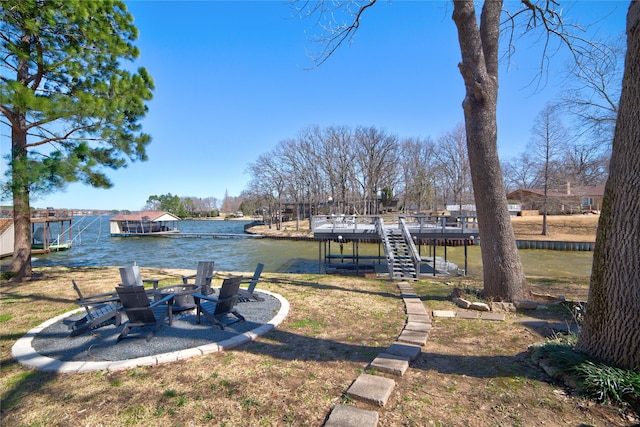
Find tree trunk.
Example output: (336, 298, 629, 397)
(576, 0, 640, 370)
(9, 119, 33, 280)
(453, 1, 526, 301)
(8, 31, 33, 280)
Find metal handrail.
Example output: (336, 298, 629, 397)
(399, 217, 421, 276)
(375, 217, 395, 277)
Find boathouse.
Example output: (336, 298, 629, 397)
(109, 211, 180, 237)
(0, 208, 74, 258)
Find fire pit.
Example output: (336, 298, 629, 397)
(155, 284, 201, 312)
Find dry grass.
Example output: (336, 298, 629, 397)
(1, 266, 635, 426)
(510, 214, 599, 242)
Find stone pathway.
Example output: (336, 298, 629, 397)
(323, 282, 506, 427)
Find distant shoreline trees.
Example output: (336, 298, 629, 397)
(243, 124, 476, 230)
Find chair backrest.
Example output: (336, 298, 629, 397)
(116, 286, 155, 324)
(195, 261, 214, 286)
(72, 280, 85, 301)
(214, 276, 242, 315)
(120, 265, 143, 287)
(246, 263, 264, 294)
(72, 280, 95, 319)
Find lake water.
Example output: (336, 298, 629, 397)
(5, 216, 594, 278)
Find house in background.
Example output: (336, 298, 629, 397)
(507, 184, 605, 215)
(109, 211, 180, 236)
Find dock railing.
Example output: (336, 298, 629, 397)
(311, 214, 379, 233)
(400, 214, 479, 235)
(312, 214, 478, 235)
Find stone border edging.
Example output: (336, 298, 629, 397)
(11, 289, 289, 373)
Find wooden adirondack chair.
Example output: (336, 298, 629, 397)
(119, 265, 160, 290)
(115, 285, 174, 341)
(68, 280, 121, 337)
(182, 261, 215, 295)
(193, 276, 245, 329)
(238, 263, 265, 302)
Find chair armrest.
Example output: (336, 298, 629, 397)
(192, 293, 219, 303)
(78, 291, 119, 305)
(150, 293, 175, 308)
(182, 274, 196, 284)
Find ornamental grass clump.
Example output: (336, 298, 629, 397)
(539, 337, 640, 413)
(574, 361, 640, 409)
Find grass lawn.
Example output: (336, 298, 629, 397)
(1, 265, 637, 426)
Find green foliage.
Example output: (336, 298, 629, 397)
(538, 339, 640, 409)
(0, 0, 154, 198)
(146, 193, 187, 218)
(380, 186, 394, 207)
(575, 361, 640, 407)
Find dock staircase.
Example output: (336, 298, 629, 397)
(376, 218, 420, 281)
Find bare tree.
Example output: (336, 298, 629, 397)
(220, 189, 233, 214)
(297, 126, 330, 217)
(318, 126, 357, 214)
(399, 137, 437, 213)
(246, 151, 287, 228)
(576, 0, 640, 371)
(353, 126, 399, 215)
(502, 152, 540, 193)
(560, 35, 624, 149)
(435, 123, 472, 213)
(529, 102, 567, 234)
(559, 142, 609, 186)
(279, 138, 309, 230)
(451, 1, 527, 300)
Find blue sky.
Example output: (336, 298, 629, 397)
(1, 1, 628, 211)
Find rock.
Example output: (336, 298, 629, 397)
(490, 302, 516, 312)
(454, 297, 472, 309)
(514, 300, 538, 310)
(469, 302, 490, 312)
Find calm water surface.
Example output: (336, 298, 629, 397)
(9, 216, 594, 277)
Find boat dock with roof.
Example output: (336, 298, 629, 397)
(109, 211, 181, 237)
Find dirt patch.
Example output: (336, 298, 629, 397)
(2, 267, 636, 426)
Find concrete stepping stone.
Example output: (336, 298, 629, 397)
(456, 311, 479, 319)
(405, 321, 432, 333)
(405, 301, 428, 315)
(407, 314, 431, 324)
(480, 312, 506, 321)
(346, 373, 395, 407)
(324, 404, 379, 427)
(397, 329, 429, 346)
(386, 342, 422, 361)
(432, 310, 456, 318)
(369, 352, 410, 376)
